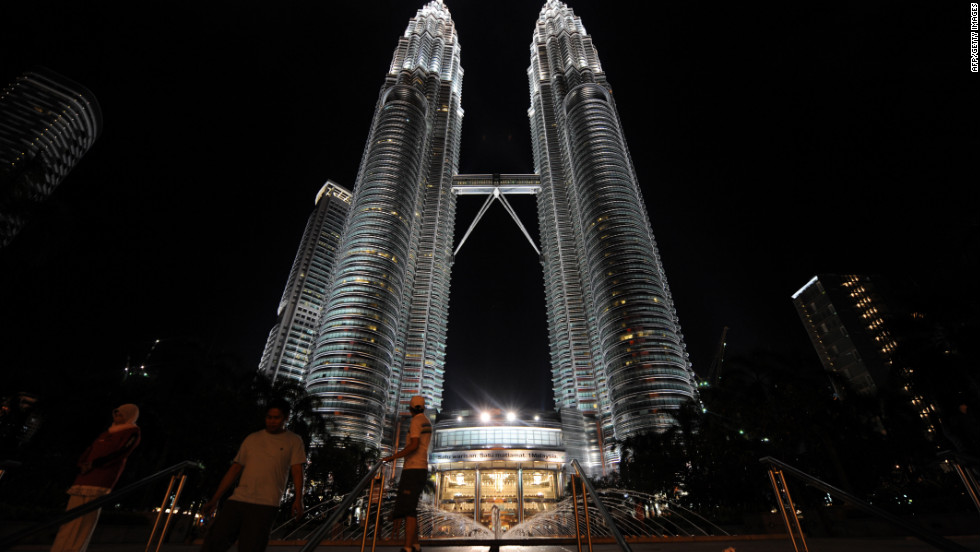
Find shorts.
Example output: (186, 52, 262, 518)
(391, 469, 427, 519)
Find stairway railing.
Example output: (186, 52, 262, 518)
(759, 456, 972, 552)
(939, 451, 980, 517)
(570, 459, 632, 552)
(297, 461, 383, 552)
(0, 460, 202, 552)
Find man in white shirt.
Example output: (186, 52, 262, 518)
(382, 395, 431, 552)
(200, 400, 306, 552)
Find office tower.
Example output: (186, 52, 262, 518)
(528, 0, 698, 469)
(793, 274, 936, 437)
(302, 1, 698, 463)
(307, 1, 463, 446)
(792, 274, 890, 397)
(259, 181, 352, 384)
(0, 67, 102, 247)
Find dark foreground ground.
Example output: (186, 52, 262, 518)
(10, 538, 980, 552)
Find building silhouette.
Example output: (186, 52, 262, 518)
(793, 274, 937, 438)
(259, 181, 352, 384)
(0, 67, 102, 247)
(289, 1, 698, 470)
(793, 274, 892, 397)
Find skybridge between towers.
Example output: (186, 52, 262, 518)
(452, 174, 542, 257)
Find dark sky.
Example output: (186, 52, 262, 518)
(0, 1, 975, 413)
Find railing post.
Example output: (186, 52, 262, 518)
(570, 460, 632, 552)
(767, 468, 808, 552)
(359, 473, 379, 552)
(369, 466, 387, 552)
(0, 461, 201, 552)
(760, 456, 973, 552)
(570, 474, 583, 552)
(144, 469, 189, 552)
(154, 474, 188, 552)
(580, 476, 593, 552)
(144, 475, 178, 552)
(298, 462, 383, 552)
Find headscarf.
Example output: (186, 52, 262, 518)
(108, 403, 140, 433)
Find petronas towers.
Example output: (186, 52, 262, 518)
(260, 0, 698, 471)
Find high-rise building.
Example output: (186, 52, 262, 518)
(306, 1, 464, 446)
(259, 181, 353, 385)
(0, 67, 102, 247)
(793, 274, 937, 438)
(792, 274, 890, 397)
(528, 0, 697, 469)
(300, 1, 699, 468)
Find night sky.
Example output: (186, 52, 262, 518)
(0, 1, 975, 413)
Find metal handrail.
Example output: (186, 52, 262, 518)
(579, 475, 593, 552)
(297, 461, 383, 552)
(570, 459, 632, 552)
(0, 460, 203, 551)
(939, 451, 980, 516)
(767, 466, 807, 552)
(759, 456, 973, 552)
(570, 473, 583, 552)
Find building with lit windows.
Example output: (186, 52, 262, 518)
(793, 274, 891, 396)
(528, 0, 698, 470)
(0, 67, 102, 247)
(793, 274, 937, 436)
(300, 1, 699, 469)
(306, 1, 463, 445)
(429, 409, 569, 530)
(259, 181, 352, 384)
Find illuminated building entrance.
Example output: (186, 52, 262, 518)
(429, 409, 568, 530)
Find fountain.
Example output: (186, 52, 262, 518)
(505, 488, 728, 539)
(274, 487, 725, 542)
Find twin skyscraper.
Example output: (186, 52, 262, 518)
(259, 1, 698, 473)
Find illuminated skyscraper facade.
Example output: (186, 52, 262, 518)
(0, 67, 102, 247)
(307, 1, 463, 446)
(299, 1, 698, 465)
(529, 1, 698, 469)
(259, 181, 352, 384)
